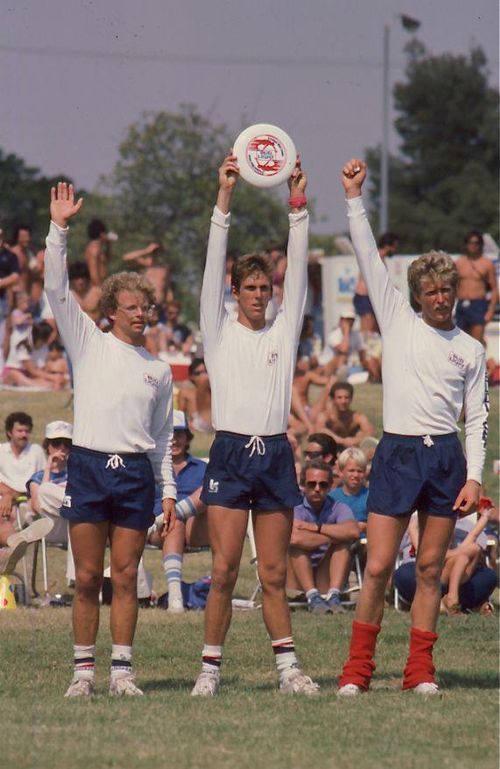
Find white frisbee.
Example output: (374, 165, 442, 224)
(233, 124, 296, 188)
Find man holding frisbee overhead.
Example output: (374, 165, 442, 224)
(191, 152, 319, 697)
(337, 160, 488, 697)
(45, 183, 176, 698)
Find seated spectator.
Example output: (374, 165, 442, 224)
(297, 314, 322, 364)
(314, 381, 376, 448)
(321, 306, 381, 382)
(44, 341, 70, 390)
(287, 460, 359, 614)
(3, 321, 61, 389)
(289, 358, 331, 437)
(329, 448, 369, 535)
(0, 411, 53, 572)
(0, 227, 21, 367)
(27, 420, 72, 542)
(144, 304, 170, 357)
(68, 261, 102, 322)
(164, 300, 193, 355)
(394, 512, 497, 615)
(177, 358, 213, 433)
(149, 411, 208, 613)
(304, 432, 341, 487)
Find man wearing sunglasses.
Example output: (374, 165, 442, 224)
(288, 460, 359, 614)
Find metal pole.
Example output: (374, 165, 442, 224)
(380, 24, 390, 234)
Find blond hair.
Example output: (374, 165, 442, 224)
(407, 251, 458, 303)
(338, 447, 368, 471)
(100, 271, 156, 320)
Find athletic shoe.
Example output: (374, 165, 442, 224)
(0, 541, 28, 574)
(167, 596, 185, 615)
(279, 670, 320, 695)
(191, 670, 220, 697)
(307, 593, 332, 615)
(64, 677, 95, 698)
(109, 671, 144, 696)
(407, 682, 442, 697)
(7, 517, 54, 549)
(326, 592, 346, 614)
(337, 683, 362, 697)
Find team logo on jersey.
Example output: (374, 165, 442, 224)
(62, 495, 72, 508)
(448, 352, 465, 369)
(208, 478, 219, 493)
(268, 350, 278, 366)
(144, 373, 160, 389)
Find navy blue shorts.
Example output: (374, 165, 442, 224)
(61, 446, 156, 530)
(455, 298, 488, 329)
(353, 293, 374, 317)
(200, 432, 302, 511)
(367, 432, 466, 518)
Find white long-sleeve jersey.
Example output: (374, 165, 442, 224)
(347, 196, 488, 483)
(44, 222, 176, 500)
(201, 206, 309, 435)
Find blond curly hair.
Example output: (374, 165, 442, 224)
(407, 251, 458, 302)
(100, 271, 156, 320)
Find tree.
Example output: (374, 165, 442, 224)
(366, 44, 499, 251)
(105, 105, 289, 315)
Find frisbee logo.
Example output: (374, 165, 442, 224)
(246, 134, 287, 177)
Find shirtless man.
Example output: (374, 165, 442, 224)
(85, 219, 113, 287)
(122, 243, 171, 306)
(177, 358, 212, 433)
(290, 357, 331, 436)
(353, 232, 399, 333)
(69, 262, 102, 322)
(314, 381, 375, 448)
(11, 226, 36, 292)
(455, 230, 498, 344)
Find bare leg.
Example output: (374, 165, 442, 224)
(109, 525, 147, 645)
(411, 513, 455, 632)
(252, 509, 293, 640)
(442, 543, 481, 609)
(204, 506, 248, 646)
(316, 544, 352, 593)
(70, 521, 109, 645)
(287, 548, 316, 593)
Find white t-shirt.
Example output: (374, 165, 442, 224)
(201, 206, 309, 435)
(0, 442, 45, 493)
(347, 196, 488, 483)
(44, 222, 176, 500)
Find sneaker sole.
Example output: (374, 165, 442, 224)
(7, 517, 54, 548)
(0, 541, 28, 574)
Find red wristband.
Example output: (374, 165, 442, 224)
(288, 195, 307, 208)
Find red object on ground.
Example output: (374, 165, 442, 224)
(338, 620, 381, 690)
(402, 626, 438, 689)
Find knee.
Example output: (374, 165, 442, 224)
(211, 560, 239, 594)
(415, 558, 441, 587)
(111, 562, 139, 593)
(258, 561, 287, 592)
(364, 558, 393, 584)
(75, 567, 102, 595)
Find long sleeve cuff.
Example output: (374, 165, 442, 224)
(211, 207, 231, 228)
(161, 482, 177, 501)
(346, 196, 364, 216)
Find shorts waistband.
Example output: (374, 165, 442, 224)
(72, 445, 148, 459)
(215, 431, 287, 441)
(383, 431, 458, 442)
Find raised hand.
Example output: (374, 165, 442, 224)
(216, 153, 240, 214)
(341, 159, 367, 198)
(288, 156, 307, 197)
(50, 182, 83, 228)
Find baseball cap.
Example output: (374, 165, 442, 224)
(45, 420, 73, 440)
(173, 410, 193, 438)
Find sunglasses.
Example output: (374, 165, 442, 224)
(304, 480, 330, 490)
(304, 450, 325, 459)
(49, 439, 72, 448)
(191, 369, 206, 376)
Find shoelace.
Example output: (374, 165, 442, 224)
(106, 454, 126, 470)
(244, 435, 266, 457)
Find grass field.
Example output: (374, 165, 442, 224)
(0, 387, 499, 769)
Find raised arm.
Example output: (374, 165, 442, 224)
(281, 158, 309, 340)
(44, 183, 97, 361)
(122, 242, 160, 267)
(200, 154, 239, 349)
(341, 159, 408, 331)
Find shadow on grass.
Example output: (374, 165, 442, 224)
(439, 670, 499, 690)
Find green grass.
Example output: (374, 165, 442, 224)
(0, 387, 498, 769)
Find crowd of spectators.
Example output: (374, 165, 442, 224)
(0, 217, 497, 615)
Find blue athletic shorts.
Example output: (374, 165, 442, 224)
(200, 431, 302, 511)
(455, 298, 488, 329)
(353, 293, 374, 317)
(61, 445, 156, 530)
(367, 432, 466, 518)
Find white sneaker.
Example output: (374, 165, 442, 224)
(408, 682, 441, 697)
(7, 517, 54, 548)
(337, 683, 362, 697)
(280, 670, 320, 695)
(191, 670, 220, 697)
(109, 671, 144, 696)
(64, 677, 95, 698)
(0, 541, 28, 574)
(167, 596, 185, 615)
